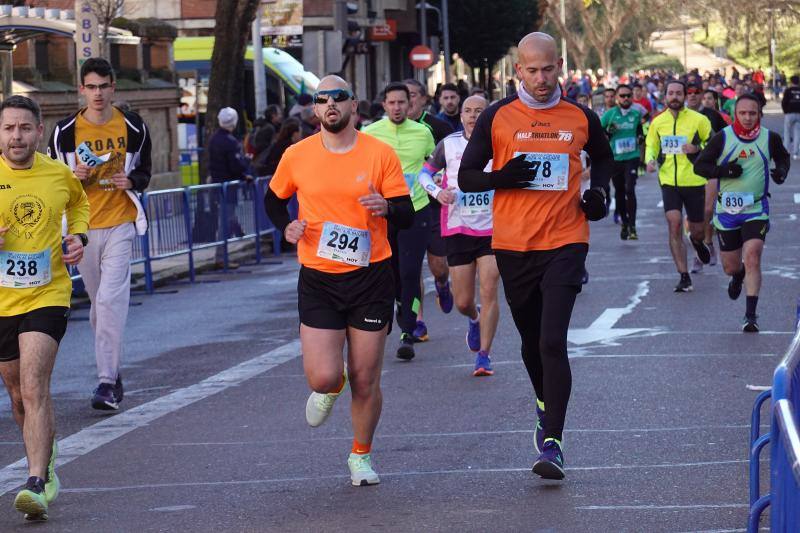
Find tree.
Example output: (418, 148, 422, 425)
(446, 0, 540, 88)
(202, 0, 261, 175)
(86, 0, 125, 58)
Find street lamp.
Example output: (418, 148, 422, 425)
(415, 1, 451, 83)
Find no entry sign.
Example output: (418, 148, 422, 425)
(409, 45, 434, 69)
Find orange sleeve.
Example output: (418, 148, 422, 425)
(268, 146, 297, 199)
(379, 147, 409, 198)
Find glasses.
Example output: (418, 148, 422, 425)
(617, 93, 632, 98)
(313, 89, 353, 105)
(83, 83, 112, 92)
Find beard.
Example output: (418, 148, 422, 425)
(321, 111, 350, 133)
(2, 144, 36, 165)
(668, 99, 684, 110)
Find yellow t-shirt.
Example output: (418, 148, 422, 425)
(75, 108, 137, 229)
(0, 152, 90, 316)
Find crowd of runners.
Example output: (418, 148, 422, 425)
(0, 28, 794, 520)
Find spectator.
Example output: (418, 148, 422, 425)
(782, 75, 800, 160)
(260, 117, 301, 176)
(265, 104, 283, 128)
(299, 106, 320, 137)
(288, 93, 313, 118)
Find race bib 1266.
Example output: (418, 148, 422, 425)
(457, 191, 493, 216)
(316, 222, 371, 267)
(515, 152, 570, 191)
(0, 249, 51, 288)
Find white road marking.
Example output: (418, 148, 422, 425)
(569, 281, 654, 345)
(0, 339, 302, 497)
(150, 505, 197, 512)
(794, 193, 800, 204)
(746, 384, 771, 391)
(578, 504, 747, 510)
(790, 214, 798, 221)
(657, 200, 664, 208)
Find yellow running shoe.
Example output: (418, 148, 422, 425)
(14, 477, 48, 520)
(44, 439, 59, 504)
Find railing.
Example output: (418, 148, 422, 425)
(749, 330, 800, 532)
(69, 176, 282, 294)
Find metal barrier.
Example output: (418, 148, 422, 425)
(69, 177, 282, 294)
(748, 331, 800, 532)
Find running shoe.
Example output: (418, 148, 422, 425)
(348, 453, 380, 486)
(532, 439, 565, 480)
(305, 373, 347, 427)
(674, 273, 693, 293)
(473, 351, 494, 376)
(708, 242, 718, 266)
(44, 440, 59, 504)
(581, 269, 589, 285)
(466, 306, 481, 352)
(435, 280, 454, 314)
(91, 382, 118, 411)
(14, 477, 47, 520)
(690, 256, 703, 274)
(533, 405, 546, 454)
(690, 237, 711, 264)
(113, 374, 124, 404)
(412, 320, 428, 342)
(620, 224, 629, 240)
(396, 333, 415, 361)
(728, 271, 744, 300)
(743, 315, 760, 333)
(627, 226, 638, 240)
(613, 212, 620, 225)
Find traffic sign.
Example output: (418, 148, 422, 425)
(409, 45, 434, 69)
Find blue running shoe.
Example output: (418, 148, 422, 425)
(91, 382, 118, 411)
(533, 405, 545, 454)
(435, 280, 453, 314)
(412, 320, 428, 342)
(533, 439, 565, 480)
(466, 306, 481, 352)
(472, 351, 494, 376)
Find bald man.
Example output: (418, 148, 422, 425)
(265, 75, 414, 486)
(459, 32, 613, 479)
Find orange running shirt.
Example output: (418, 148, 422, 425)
(459, 96, 613, 252)
(269, 131, 409, 274)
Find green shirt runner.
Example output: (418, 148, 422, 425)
(600, 106, 644, 162)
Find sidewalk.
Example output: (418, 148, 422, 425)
(651, 28, 746, 73)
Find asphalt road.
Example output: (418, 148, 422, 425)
(0, 114, 795, 532)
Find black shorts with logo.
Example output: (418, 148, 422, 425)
(660, 185, 705, 223)
(427, 202, 447, 257)
(298, 259, 394, 331)
(716, 219, 769, 252)
(445, 234, 494, 267)
(0, 306, 70, 362)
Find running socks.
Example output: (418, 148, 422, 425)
(352, 440, 371, 455)
(746, 295, 758, 319)
(333, 375, 346, 394)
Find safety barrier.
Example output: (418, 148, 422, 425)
(748, 330, 800, 532)
(69, 176, 282, 294)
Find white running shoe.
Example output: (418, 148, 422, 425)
(348, 453, 380, 486)
(305, 373, 347, 427)
(708, 243, 718, 266)
(690, 256, 703, 274)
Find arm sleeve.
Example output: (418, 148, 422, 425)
(418, 141, 446, 198)
(458, 106, 496, 193)
(65, 172, 90, 235)
(386, 195, 414, 229)
(127, 121, 152, 192)
(582, 107, 613, 190)
(769, 131, 791, 176)
(264, 188, 291, 235)
(692, 131, 725, 179)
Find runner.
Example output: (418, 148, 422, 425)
(436, 83, 463, 132)
(264, 76, 413, 485)
(0, 95, 90, 519)
(404, 79, 454, 340)
(781, 75, 800, 160)
(459, 32, 613, 479)
(645, 80, 712, 292)
(693, 94, 790, 332)
(363, 82, 436, 360)
(632, 83, 653, 117)
(418, 95, 500, 376)
(48, 57, 152, 410)
(600, 84, 644, 240)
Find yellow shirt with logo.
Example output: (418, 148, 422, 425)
(0, 153, 90, 315)
(75, 108, 137, 229)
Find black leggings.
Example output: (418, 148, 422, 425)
(496, 245, 586, 442)
(611, 158, 639, 226)
(389, 205, 431, 335)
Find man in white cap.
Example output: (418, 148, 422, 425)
(207, 106, 252, 268)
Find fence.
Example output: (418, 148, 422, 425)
(69, 176, 284, 294)
(748, 330, 800, 532)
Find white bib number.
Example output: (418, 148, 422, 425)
(316, 222, 371, 267)
(720, 191, 755, 214)
(615, 137, 637, 154)
(515, 152, 570, 191)
(0, 249, 51, 288)
(403, 173, 416, 190)
(661, 135, 687, 155)
(457, 191, 493, 216)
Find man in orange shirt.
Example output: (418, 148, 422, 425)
(265, 75, 413, 486)
(459, 32, 613, 480)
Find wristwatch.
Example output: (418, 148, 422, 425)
(76, 233, 89, 247)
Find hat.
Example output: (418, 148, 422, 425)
(297, 93, 313, 106)
(218, 107, 238, 129)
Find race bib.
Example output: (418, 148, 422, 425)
(403, 173, 417, 190)
(515, 152, 570, 191)
(316, 222, 371, 267)
(0, 249, 51, 288)
(661, 135, 687, 155)
(720, 191, 755, 214)
(615, 137, 637, 154)
(76, 143, 111, 168)
(457, 191, 493, 216)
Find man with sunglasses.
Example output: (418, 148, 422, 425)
(265, 76, 413, 486)
(601, 84, 644, 240)
(48, 57, 151, 411)
(363, 82, 436, 361)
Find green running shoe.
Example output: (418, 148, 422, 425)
(348, 453, 380, 486)
(45, 439, 59, 504)
(14, 477, 48, 520)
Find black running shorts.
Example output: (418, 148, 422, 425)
(445, 234, 494, 267)
(716, 219, 769, 252)
(298, 259, 394, 331)
(660, 184, 705, 223)
(0, 306, 70, 362)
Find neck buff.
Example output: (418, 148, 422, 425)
(733, 117, 761, 140)
(518, 81, 562, 110)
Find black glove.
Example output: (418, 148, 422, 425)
(489, 154, 534, 190)
(580, 187, 607, 221)
(714, 162, 743, 179)
(770, 167, 787, 184)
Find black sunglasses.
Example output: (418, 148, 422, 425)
(313, 89, 353, 105)
(617, 93, 632, 98)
